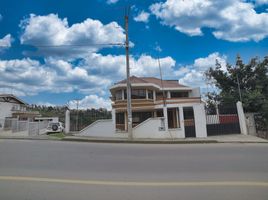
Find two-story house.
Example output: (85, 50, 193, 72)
(79, 76, 207, 138)
(0, 94, 40, 130)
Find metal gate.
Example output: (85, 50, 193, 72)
(205, 104, 240, 136)
(183, 107, 196, 137)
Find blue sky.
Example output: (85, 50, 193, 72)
(0, 0, 268, 109)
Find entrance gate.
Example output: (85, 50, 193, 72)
(205, 104, 240, 136)
(183, 107, 196, 137)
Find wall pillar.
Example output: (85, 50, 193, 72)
(112, 109, 116, 130)
(237, 101, 248, 135)
(65, 109, 70, 134)
(167, 91, 171, 98)
(179, 107, 185, 138)
(163, 106, 168, 130)
(124, 111, 128, 131)
(121, 89, 124, 100)
(193, 104, 207, 138)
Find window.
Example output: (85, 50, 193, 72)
(170, 92, 189, 98)
(132, 112, 152, 123)
(116, 113, 125, 124)
(131, 89, 146, 99)
(148, 90, 153, 99)
(156, 110, 163, 117)
(115, 90, 122, 100)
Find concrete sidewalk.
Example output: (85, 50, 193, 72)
(0, 132, 267, 144)
(62, 134, 268, 144)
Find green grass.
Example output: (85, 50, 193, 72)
(48, 132, 66, 139)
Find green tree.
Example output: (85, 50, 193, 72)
(205, 55, 268, 121)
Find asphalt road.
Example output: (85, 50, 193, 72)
(0, 139, 267, 200)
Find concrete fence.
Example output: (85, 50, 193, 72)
(0, 118, 48, 136)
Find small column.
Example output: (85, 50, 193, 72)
(163, 106, 168, 130)
(146, 89, 148, 99)
(153, 90, 156, 101)
(237, 101, 248, 135)
(179, 107, 185, 137)
(65, 109, 70, 134)
(121, 89, 124, 100)
(124, 111, 128, 131)
(167, 91, 171, 99)
(112, 109, 116, 130)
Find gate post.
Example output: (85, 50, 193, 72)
(193, 104, 207, 138)
(236, 101, 248, 135)
(65, 110, 70, 134)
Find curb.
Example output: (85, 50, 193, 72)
(61, 138, 219, 144)
(1, 136, 267, 144)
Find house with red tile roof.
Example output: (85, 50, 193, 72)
(79, 76, 207, 139)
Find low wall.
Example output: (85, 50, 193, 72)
(133, 118, 184, 139)
(78, 119, 117, 137)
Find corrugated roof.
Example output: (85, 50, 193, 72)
(116, 76, 188, 88)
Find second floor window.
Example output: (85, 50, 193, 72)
(131, 89, 146, 99)
(170, 92, 189, 98)
(148, 90, 153, 99)
(115, 90, 122, 100)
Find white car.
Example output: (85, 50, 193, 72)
(46, 122, 64, 133)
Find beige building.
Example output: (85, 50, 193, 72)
(79, 76, 207, 138)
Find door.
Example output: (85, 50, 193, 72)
(183, 107, 196, 137)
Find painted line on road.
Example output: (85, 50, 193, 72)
(0, 176, 267, 187)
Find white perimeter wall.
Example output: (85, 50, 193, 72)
(133, 118, 185, 139)
(78, 119, 126, 138)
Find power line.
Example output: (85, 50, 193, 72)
(0, 43, 125, 49)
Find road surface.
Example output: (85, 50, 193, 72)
(0, 139, 267, 200)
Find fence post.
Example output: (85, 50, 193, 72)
(65, 110, 70, 134)
(236, 101, 248, 135)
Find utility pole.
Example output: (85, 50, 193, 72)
(235, 55, 243, 103)
(236, 73, 242, 102)
(125, 7, 132, 140)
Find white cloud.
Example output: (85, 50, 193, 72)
(252, 0, 268, 5)
(134, 11, 150, 23)
(83, 53, 176, 81)
(0, 34, 13, 51)
(69, 95, 111, 110)
(180, 52, 227, 88)
(150, 0, 268, 42)
(106, 0, 119, 4)
(20, 14, 125, 58)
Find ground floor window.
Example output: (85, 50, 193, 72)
(132, 112, 152, 127)
(156, 110, 163, 117)
(116, 112, 125, 131)
(167, 108, 180, 129)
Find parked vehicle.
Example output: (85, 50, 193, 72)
(46, 122, 64, 133)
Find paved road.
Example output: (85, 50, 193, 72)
(0, 140, 267, 200)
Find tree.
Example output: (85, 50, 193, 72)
(205, 55, 268, 122)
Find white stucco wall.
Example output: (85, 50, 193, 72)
(0, 102, 14, 119)
(193, 104, 207, 138)
(189, 88, 201, 97)
(78, 119, 126, 138)
(133, 118, 184, 139)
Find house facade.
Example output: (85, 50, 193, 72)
(79, 76, 207, 138)
(0, 94, 40, 130)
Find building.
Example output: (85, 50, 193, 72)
(0, 94, 40, 130)
(79, 76, 207, 138)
